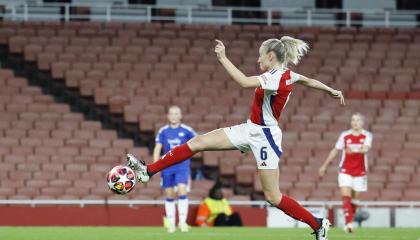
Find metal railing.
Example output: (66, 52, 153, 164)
(1, 199, 420, 208)
(0, 2, 419, 27)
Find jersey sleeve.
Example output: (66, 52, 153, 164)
(364, 132, 373, 148)
(288, 71, 301, 85)
(257, 71, 280, 91)
(257, 70, 301, 91)
(188, 128, 197, 139)
(155, 129, 164, 144)
(335, 132, 345, 150)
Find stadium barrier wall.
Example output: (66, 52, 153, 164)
(1, 200, 419, 227)
(0, 2, 419, 27)
(0, 206, 266, 226)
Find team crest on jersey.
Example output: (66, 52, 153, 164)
(178, 132, 185, 137)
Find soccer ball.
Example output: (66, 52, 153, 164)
(107, 165, 136, 195)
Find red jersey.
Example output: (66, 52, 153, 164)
(335, 129, 373, 176)
(251, 68, 300, 126)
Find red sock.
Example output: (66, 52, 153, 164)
(147, 143, 194, 175)
(342, 196, 353, 224)
(277, 195, 321, 231)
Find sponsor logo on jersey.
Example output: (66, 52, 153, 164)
(168, 138, 181, 149)
(260, 162, 267, 167)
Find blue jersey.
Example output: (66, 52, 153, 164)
(155, 124, 196, 174)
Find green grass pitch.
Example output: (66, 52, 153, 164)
(1, 227, 419, 240)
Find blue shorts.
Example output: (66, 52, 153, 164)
(160, 170, 189, 189)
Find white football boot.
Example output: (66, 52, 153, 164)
(126, 153, 150, 183)
(163, 216, 176, 233)
(312, 218, 331, 240)
(167, 225, 176, 233)
(343, 223, 353, 233)
(178, 223, 190, 233)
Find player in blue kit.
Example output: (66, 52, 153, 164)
(153, 105, 196, 233)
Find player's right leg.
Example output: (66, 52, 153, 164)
(345, 175, 366, 233)
(339, 173, 354, 233)
(351, 174, 367, 217)
(340, 186, 353, 232)
(258, 169, 330, 240)
(127, 128, 236, 182)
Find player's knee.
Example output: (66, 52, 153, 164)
(177, 185, 188, 196)
(340, 187, 352, 197)
(177, 190, 187, 197)
(187, 135, 205, 152)
(264, 190, 282, 206)
(165, 188, 176, 198)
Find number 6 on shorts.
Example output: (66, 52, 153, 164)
(260, 146, 267, 160)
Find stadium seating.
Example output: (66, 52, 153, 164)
(0, 67, 247, 200)
(0, 67, 152, 200)
(0, 21, 419, 201)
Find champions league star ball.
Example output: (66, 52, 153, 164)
(107, 165, 136, 195)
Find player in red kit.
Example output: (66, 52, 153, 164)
(127, 37, 345, 240)
(319, 113, 373, 233)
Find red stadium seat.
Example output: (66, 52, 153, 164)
(2, 22, 419, 201)
(235, 165, 256, 186)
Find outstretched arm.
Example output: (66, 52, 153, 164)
(296, 75, 345, 105)
(214, 40, 260, 88)
(319, 148, 339, 176)
(152, 143, 163, 163)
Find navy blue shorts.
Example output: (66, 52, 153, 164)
(160, 170, 189, 189)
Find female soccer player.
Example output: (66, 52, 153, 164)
(319, 113, 372, 233)
(127, 36, 345, 240)
(153, 106, 196, 233)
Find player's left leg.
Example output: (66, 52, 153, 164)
(352, 174, 367, 213)
(175, 171, 190, 232)
(258, 169, 330, 240)
(349, 174, 367, 227)
(351, 190, 361, 215)
(176, 184, 189, 232)
(127, 129, 236, 182)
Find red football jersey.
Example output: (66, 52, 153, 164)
(335, 129, 373, 176)
(251, 68, 300, 126)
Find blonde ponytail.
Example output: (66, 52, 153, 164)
(262, 36, 309, 65)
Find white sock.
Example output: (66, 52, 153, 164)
(178, 195, 189, 225)
(165, 198, 176, 228)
